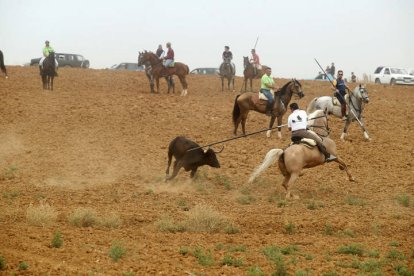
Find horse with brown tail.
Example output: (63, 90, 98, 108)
(138, 51, 189, 96)
(138, 52, 175, 94)
(249, 109, 354, 199)
(232, 79, 304, 138)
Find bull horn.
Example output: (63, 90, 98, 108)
(213, 145, 224, 154)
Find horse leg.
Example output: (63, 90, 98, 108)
(241, 112, 249, 135)
(155, 77, 160, 93)
(266, 116, 277, 138)
(165, 77, 171, 94)
(50, 76, 54, 91)
(276, 116, 283, 139)
(221, 77, 224, 92)
(340, 120, 351, 141)
(232, 77, 235, 92)
(249, 78, 253, 92)
(284, 172, 300, 200)
(359, 117, 370, 140)
(178, 76, 188, 96)
(333, 157, 355, 181)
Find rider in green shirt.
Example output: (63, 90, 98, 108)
(39, 40, 58, 76)
(260, 67, 278, 116)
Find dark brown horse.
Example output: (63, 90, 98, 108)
(241, 56, 270, 92)
(219, 60, 235, 92)
(138, 51, 189, 96)
(138, 52, 175, 94)
(41, 52, 55, 90)
(232, 79, 304, 138)
(0, 50, 8, 79)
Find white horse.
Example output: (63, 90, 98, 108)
(307, 84, 370, 141)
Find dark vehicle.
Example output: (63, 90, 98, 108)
(110, 62, 144, 71)
(30, 53, 90, 68)
(190, 67, 219, 75)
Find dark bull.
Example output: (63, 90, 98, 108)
(165, 136, 222, 181)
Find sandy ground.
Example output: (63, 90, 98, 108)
(0, 66, 413, 275)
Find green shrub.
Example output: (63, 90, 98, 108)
(51, 231, 63, 248)
(193, 247, 215, 266)
(18, 261, 29, 270)
(338, 243, 364, 256)
(68, 208, 98, 227)
(221, 254, 243, 267)
(246, 266, 265, 276)
(395, 194, 410, 207)
(109, 242, 126, 262)
(0, 255, 6, 270)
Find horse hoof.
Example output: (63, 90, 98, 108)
(266, 130, 271, 138)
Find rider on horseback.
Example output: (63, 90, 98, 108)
(220, 46, 235, 75)
(260, 67, 278, 116)
(250, 49, 261, 75)
(288, 103, 336, 162)
(332, 70, 351, 120)
(39, 40, 58, 76)
(160, 42, 174, 76)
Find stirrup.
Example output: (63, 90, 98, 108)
(325, 154, 337, 162)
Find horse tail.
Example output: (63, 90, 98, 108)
(232, 95, 241, 126)
(306, 97, 318, 114)
(249, 149, 283, 183)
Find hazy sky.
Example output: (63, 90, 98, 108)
(1, 0, 413, 79)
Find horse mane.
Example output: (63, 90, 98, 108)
(278, 79, 301, 96)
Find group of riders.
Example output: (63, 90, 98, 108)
(31, 41, 350, 163)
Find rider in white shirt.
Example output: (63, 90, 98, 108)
(288, 103, 336, 162)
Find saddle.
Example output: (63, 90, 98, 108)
(290, 138, 317, 149)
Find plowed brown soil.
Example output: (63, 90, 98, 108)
(0, 66, 413, 275)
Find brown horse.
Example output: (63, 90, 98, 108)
(138, 51, 189, 96)
(138, 52, 175, 94)
(249, 109, 354, 199)
(241, 56, 270, 92)
(232, 79, 304, 138)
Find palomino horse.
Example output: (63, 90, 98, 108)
(219, 60, 235, 92)
(232, 79, 304, 138)
(307, 84, 370, 141)
(241, 56, 270, 92)
(138, 51, 189, 96)
(41, 51, 55, 90)
(138, 52, 175, 94)
(249, 109, 354, 199)
(0, 50, 8, 79)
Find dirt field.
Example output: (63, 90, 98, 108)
(0, 66, 413, 275)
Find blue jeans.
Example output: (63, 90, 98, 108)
(260, 89, 274, 104)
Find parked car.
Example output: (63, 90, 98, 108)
(314, 72, 334, 82)
(190, 68, 219, 75)
(110, 62, 144, 71)
(30, 53, 90, 68)
(372, 66, 414, 85)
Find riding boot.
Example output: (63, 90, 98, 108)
(265, 102, 273, 116)
(341, 104, 347, 120)
(318, 144, 336, 162)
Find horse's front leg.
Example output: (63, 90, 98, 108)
(221, 77, 224, 92)
(359, 117, 371, 141)
(333, 157, 354, 181)
(266, 116, 276, 138)
(274, 116, 283, 139)
(340, 120, 351, 141)
(155, 77, 160, 93)
(249, 79, 253, 92)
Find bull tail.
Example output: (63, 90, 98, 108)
(232, 95, 241, 127)
(249, 149, 283, 183)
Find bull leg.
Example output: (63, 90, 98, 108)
(190, 168, 198, 178)
(340, 120, 351, 141)
(333, 157, 354, 181)
(166, 160, 183, 181)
